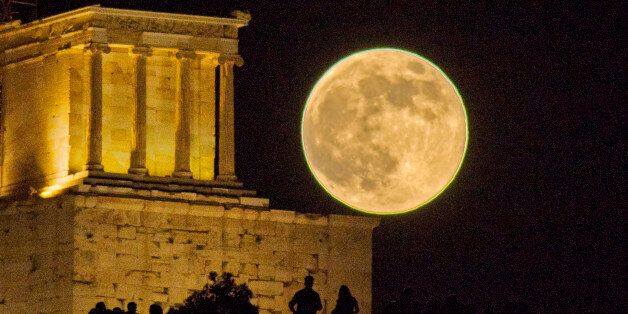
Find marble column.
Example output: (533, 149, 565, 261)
(128, 46, 151, 175)
(172, 49, 195, 178)
(86, 43, 111, 171)
(216, 55, 243, 181)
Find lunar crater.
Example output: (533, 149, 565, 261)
(302, 48, 467, 214)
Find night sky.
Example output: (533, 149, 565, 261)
(34, 1, 623, 312)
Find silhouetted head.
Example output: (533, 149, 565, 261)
(96, 302, 107, 310)
(112, 307, 124, 314)
(127, 302, 137, 313)
(338, 285, 352, 299)
(304, 275, 314, 288)
(149, 303, 163, 314)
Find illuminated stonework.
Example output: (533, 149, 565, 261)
(0, 6, 248, 196)
(0, 6, 378, 314)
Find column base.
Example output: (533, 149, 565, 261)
(128, 167, 148, 175)
(86, 164, 103, 171)
(216, 174, 238, 182)
(172, 170, 192, 178)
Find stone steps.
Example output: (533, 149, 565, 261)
(82, 171, 258, 199)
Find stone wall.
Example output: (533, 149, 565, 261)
(1, 50, 85, 189)
(0, 190, 377, 313)
(0, 197, 74, 313)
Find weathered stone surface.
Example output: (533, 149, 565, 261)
(0, 5, 378, 313)
(0, 195, 377, 312)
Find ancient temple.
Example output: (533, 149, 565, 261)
(0, 6, 378, 313)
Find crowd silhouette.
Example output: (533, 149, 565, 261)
(88, 302, 160, 314)
(87, 273, 529, 313)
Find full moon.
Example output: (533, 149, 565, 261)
(301, 48, 468, 215)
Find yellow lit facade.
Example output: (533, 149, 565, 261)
(0, 7, 379, 314)
(0, 6, 242, 196)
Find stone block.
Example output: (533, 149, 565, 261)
(204, 259, 222, 274)
(151, 200, 190, 214)
(242, 208, 260, 220)
(97, 251, 117, 269)
(116, 254, 141, 269)
(240, 197, 270, 207)
(179, 192, 197, 201)
(73, 266, 96, 283)
(75, 250, 96, 268)
(109, 186, 134, 195)
(256, 296, 275, 309)
(222, 261, 241, 274)
(91, 185, 110, 194)
(223, 233, 241, 247)
(248, 280, 283, 297)
(241, 263, 258, 278)
(224, 207, 244, 219)
(274, 267, 293, 283)
(224, 219, 244, 235)
(282, 253, 317, 271)
(269, 210, 295, 223)
(76, 184, 92, 193)
(253, 221, 277, 236)
(84, 196, 98, 208)
(294, 214, 328, 226)
(259, 236, 290, 252)
(116, 239, 143, 256)
(197, 194, 239, 204)
(95, 224, 118, 239)
(96, 197, 145, 211)
(118, 226, 136, 239)
(125, 210, 142, 226)
(168, 286, 189, 304)
(140, 211, 167, 228)
(257, 264, 275, 281)
(189, 204, 224, 217)
(114, 283, 144, 300)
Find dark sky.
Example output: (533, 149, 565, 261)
(35, 1, 624, 312)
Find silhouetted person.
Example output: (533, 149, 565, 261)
(149, 303, 163, 314)
(89, 301, 108, 314)
(331, 285, 359, 314)
(126, 302, 137, 314)
(111, 307, 124, 314)
(289, 275, 322, 314)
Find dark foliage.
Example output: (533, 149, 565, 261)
(167, 272, 258, 314)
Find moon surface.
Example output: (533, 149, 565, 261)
(301, 48, 468, 215)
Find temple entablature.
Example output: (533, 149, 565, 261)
(0, 5, 249, 66)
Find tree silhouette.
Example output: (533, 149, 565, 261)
(167, 272, 258, 314)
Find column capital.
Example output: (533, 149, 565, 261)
(176, 49, 197, 60)
(131, 46, 152, 57)
(218, 54, 244, 67)
(86, 42, 111, 54)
